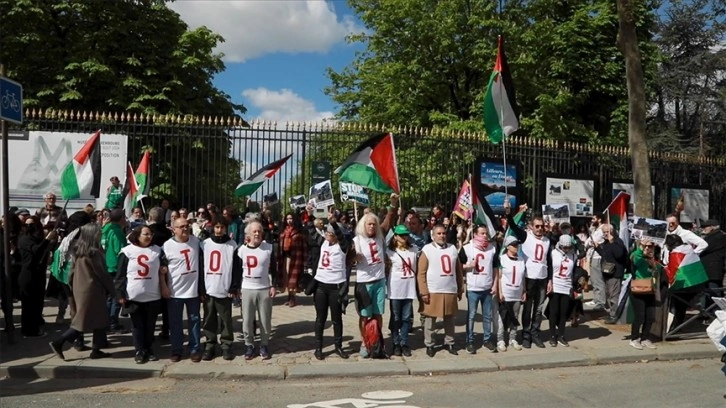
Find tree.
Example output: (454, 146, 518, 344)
(617, 0, 653, 217)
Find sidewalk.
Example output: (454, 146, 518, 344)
(0, 292, 718, 381)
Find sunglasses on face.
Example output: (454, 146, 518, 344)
(533, 225, 543, 229)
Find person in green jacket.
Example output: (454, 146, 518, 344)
(104, 176, 123, 210)
(629, 239, 661, 350)
(101, 209, 127, 331)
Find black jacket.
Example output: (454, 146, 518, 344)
(700, 230, 726, 281)
(595, 237, 628, 279)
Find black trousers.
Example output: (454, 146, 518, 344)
(314, 282, 344, 348)
(58, 328, 106, 350)
(20, 287, 44, 336)
(129, 300, 161, 353)
(631, 293, 656, 341)
(549, 293, 570, 338)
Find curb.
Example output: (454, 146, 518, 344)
(1, 347, 718, 380)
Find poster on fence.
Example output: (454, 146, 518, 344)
(310, 179, 335, 209)
(545, 175, 595, 217)
(630, 216, 668, 246)
(670, 186, 709, 224)
(340, 182, 370, 206)
(289, 195, 307, 209)
(611, 181, 656, 216)
(475, 158, 521, 215)
(542, 203, 570, 225)
(0, 130, 128, 214)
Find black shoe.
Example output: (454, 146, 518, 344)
(108, 324, 125, 333)
(604, 318, 617, 325)
(522, 340, 532, 349)
(532, 337, 545, 349)
(426, 346, 436, 357)
(483, 341, 496, 352)
(334, 346, 349, 359)
(223, 348, 235, 361)
(202, 348, 215, 361)
(158, 331, 169, 341)
(134, 351, 147, 364)
(558, 337, 569, 347)
(244, 345, 255, 360)
(146, 351, 159, 362)
(314, 348, 324, 360)
(393, 345, 402, 357)
(89, 349, 111, 359)
(465, 343, 476, 354)
(401, 345, 412, 357)
(549, 337, 558, 347)
(73, 341, 90, 352)
(446, 345, 458, 356)
(49, 341, 65, 361)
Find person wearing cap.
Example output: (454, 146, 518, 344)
(417, 224, 464, 357)
(497, 235, 526, 352)
(459, 224, 498, 354)
(105, 176, 123, 210)
(312, 212, 351, 360)
(628, 239, 661, 350)
(699, 219, 725, 306)
(101, 208, 127, 332)
(385, 224, 418, 357)
(548, 235, 578, 347)
(15, 209, 31, 224)
(504, 202, 550, 349)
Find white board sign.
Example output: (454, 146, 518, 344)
(546, 177, 594, 217)
(309, 179, 334, 209)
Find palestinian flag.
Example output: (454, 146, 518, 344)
(606, 191, 630, 250)
(122, 162, 141, 218)
(234, 154, 292, 197)
(666, 245, 709, 291)
(335, 133, 400, 194)
(483, 36, 519, 144)
(135, 150, 150, 199)
(60, 130, 102, 200)
(471, 171, 500, 239)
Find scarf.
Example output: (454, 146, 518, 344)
(473, 235, 489, 251)
(282, 226, 294, 252)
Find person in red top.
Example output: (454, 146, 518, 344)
(278, 212, 308, 307)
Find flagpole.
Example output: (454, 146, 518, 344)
(498, 36, 509, 205)
(354, 200, 359, 223)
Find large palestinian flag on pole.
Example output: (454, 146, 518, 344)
(135, 150, 150, 199)
(234, 154, 292, 197)
(483, 36, 519, 144)
(335, 133, 400, 194)
(605, 191, 630, 250)
(60, 130, 102, 200)
(122, 162, 141, 218)
(666, 245, 709, 291)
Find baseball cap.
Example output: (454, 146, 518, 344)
(503, 236, 520, 247)
(393, 224, 410, 235)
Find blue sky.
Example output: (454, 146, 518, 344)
(168, 1, 365, 122)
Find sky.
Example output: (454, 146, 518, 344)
(167, 0, 365, 123)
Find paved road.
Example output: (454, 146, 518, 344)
(1, 359, 724, 407)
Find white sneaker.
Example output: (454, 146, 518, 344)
(641, 339, 657, 349)
(510, 340, 523, 351)
(629, 340, 643, 350)
(584, 301, 597, 307)
(497, 340, 507, 352)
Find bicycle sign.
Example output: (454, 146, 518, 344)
(0, 77, 23, 124)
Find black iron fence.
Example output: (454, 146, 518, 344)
(12, 109, 726, 225)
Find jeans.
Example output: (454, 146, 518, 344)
(521, 278, 547, 341)
(466, 289, 493, 344)
(168, 297, 201, 355)
(107, 273, 121, 327)
(389, 299, 413, 347)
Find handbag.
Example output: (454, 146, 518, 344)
(630, 277, 654, 295)
(602, 261, 616, 275)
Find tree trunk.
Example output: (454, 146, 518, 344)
(617, 0, 653, 218)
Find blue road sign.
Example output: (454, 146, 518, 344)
(0, 77, 23, 124)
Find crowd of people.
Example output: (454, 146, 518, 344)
(1, 187, 724, 364)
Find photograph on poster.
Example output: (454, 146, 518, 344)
(289, 195, 306, 209)
(542, 203, 570, 225)
(545, 177, 595, 217)
(611, 182, 656, 216)
(478, 161, 517, 214)
(671, 187, 709, 223)
(630, 216, 668, 246)
(309, 179, 335, 209)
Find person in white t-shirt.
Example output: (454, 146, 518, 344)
(497, 236, 526, 352)
(459, 224, 499, 354)
(548, 235, 576, 347)
(385, 224, 418, 357)
(163, 217, 204, 363)
(237, 221, 277, 361)
(115, 225, 170, 364)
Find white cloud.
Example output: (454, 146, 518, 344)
(242, 87, 334, 122)
(167, 0, 360, 62)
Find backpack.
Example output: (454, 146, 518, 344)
(363, 317, 388, 359)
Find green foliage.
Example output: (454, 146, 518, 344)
(326, 0, 661, 145)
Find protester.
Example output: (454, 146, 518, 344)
(459, 224, 498, 354)
(148, 206, 172, 340)
(312, 212, 351, 360)
(105, 176, 123, 210)
(278, 212, 307, 307)
(385, 225, 418, 357)
(629, 239, 660, 350)
(700, 219, 725, 307)
(127, 207, 145, 229)
(585, 213, 607, 311)
(163, 217, 204, 363)
(663, 213, 708, 265)
(18, 216, 57, 337)
(115, 225, 169, 363)
(497, 236, 526, 352)
(201, 218, 241, 361)
(49, 223, 115, 360)
(595, 224, 628, 324)
(192, 207, 212, 240)
(548, 235, 576, 347)
(102, 209, 127, 332)
(36, 192, 67, 229)
(417, 224, 464, 357)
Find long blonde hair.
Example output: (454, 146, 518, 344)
(355, 213, 385, 244)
